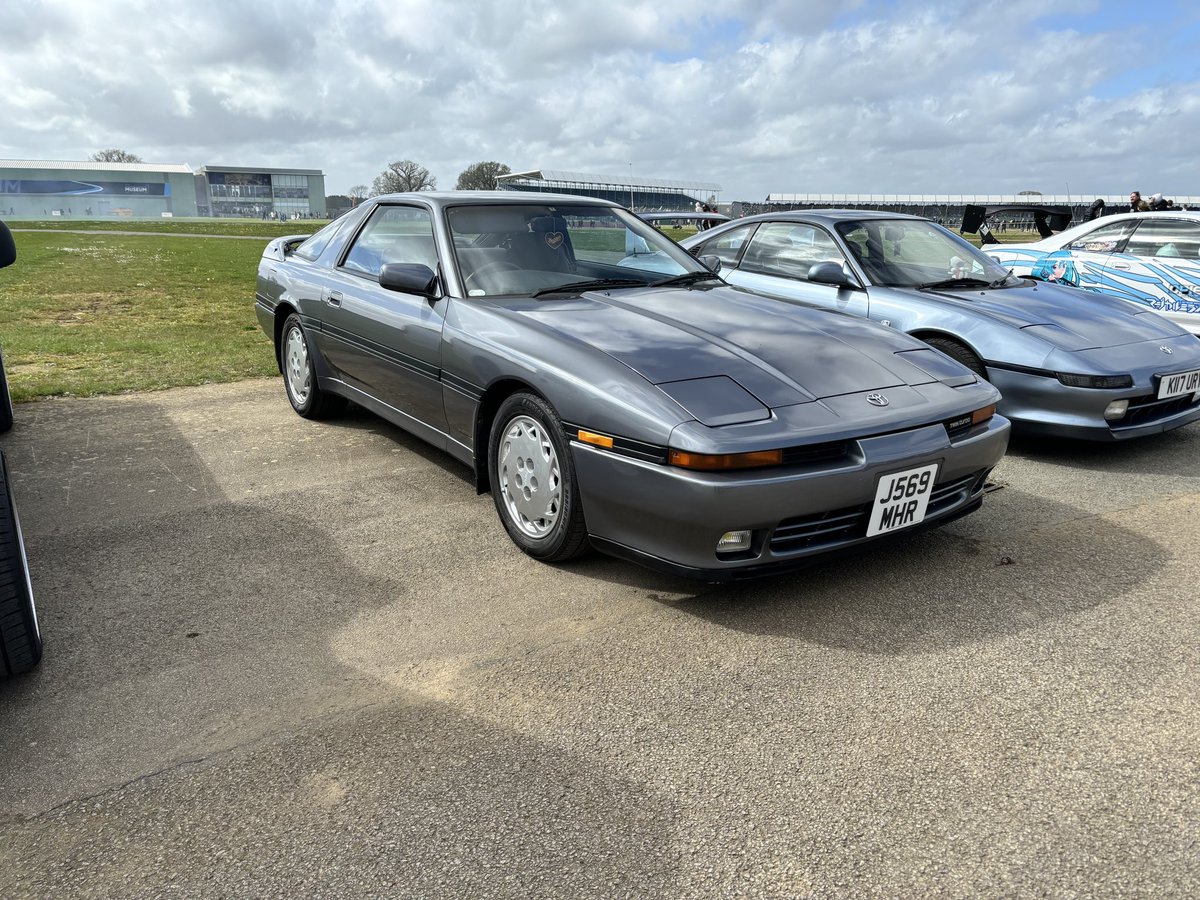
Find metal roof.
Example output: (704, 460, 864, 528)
(500, 169, 721, 192)
(0, 158, 194, 174)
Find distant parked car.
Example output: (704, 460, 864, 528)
(984, 211, 1200, 336)
(680, 210, 1200, 441)
(255, 192, 1008, 580)
(0, 219, 42, 677)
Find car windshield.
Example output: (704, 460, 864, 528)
(446, 203, 706, 297)
(835, 218, 1014, 289)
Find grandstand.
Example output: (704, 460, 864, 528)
(737, 193, 1200, 229)
(497, 169, 720, 212)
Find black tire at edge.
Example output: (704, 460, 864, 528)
(0, 346, 13, 434)
(0, 450, 41, 677)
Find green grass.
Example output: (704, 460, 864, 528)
(6, 218, 326, 238)
(0, 230, 284, 401)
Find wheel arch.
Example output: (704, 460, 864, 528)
(907, 328, 985, 360)
(472, 377, 548, 494)
(272, 302, 300, 372)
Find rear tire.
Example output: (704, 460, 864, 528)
(488, 392, 590, 563)
(924, 336, 988, 380)
(280, 314, 346, 419)
(0, 451, 41, 677)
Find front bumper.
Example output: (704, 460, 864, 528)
(572, 415, 1010, 581)
(988, 366, 1200, 441)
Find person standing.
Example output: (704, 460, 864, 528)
(1129, 191, 1149, 212)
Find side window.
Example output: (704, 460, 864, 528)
(341, 205, 437, 278)
(740, 223, 847, 281)
(1066, 220, 1137, 253)
(1124, 220, 1200, 259)
(293, 216, 350, 261)
(696, 223, 758, 266)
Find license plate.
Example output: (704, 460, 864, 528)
(1157, 367, 1200, 400)
(866, 462, 940, 537)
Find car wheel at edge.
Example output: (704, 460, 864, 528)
(280, 313, 346, 419)
(924, 336, 988, 380)
(0, 451, 41, 677)
(488, 392, 590, 562)
(0, 346, 13, 434)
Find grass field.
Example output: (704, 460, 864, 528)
(0, 229, 302, 401)
(0, 217, 1041, 402)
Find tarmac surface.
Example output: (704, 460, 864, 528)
(0, 378, 1196, 897)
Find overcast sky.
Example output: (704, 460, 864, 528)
(2, 0, 1197, 200)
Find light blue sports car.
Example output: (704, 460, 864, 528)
(681, 210, 1200, 441)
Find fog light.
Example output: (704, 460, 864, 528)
(1104, 399, 1129, 421)
(717, 530, 752, 553)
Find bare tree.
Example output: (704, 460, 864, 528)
(371, 160, 436, 195)
(456, 161, 511, 191)
(90, 148, 143, 163)
(348, 184, 369, 203)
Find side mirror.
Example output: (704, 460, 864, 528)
(379, 263, 439, 299)
(808, 261, 855, 288)
(0, 220, 15, 269)
(699, 255, 722, 274)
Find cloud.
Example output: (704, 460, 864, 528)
(0, 0, 1192, 198)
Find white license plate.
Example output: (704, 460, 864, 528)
(866, 462, 940, 537)
(1157, 367, 1200, 400)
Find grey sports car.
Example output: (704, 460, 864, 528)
(255, 193, 1008, 580)
(681, 211, 1200, 440)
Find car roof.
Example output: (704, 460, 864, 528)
(369, 191, 621, 209)
(732, 209, 930, 226)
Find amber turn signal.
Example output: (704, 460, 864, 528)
(577, 430, 614, 449)
(668, 448, 783, 470)
(971, 404, 996, 425)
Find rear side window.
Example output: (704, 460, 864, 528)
(1066, 220, 1137, 253)
(1124, 219, 1200, 259)
(293, 217, 350, 261)
(696, 223, 757, 266)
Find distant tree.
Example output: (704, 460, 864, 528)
(90, 148, 143, 163)
(348, 184, 369, 202)
(456, 161, 511, 191)
(326, 194, 353, 215)
(371, 160, 436, 195)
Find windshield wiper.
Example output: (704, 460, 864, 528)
(531, 278, 646, 298)
(649, 271, 722, 288)
(918, 277, 994, 291)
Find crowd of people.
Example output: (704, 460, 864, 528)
(1127, 190, 1185, 212)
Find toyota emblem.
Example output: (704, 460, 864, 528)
(1161, 345, 1174, 354)
(866, 393, 889, 407)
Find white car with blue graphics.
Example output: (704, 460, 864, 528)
(986, 211, 1200, 335)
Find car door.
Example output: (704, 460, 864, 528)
(1114, 218, 1200, 328)
(720, 221, 868, 319)
(324, 203, 448, 431)
(1046, 218, 1139, 292)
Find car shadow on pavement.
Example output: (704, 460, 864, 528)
(1005, 424, 1199, 476)
(653, 485, 1168, 656)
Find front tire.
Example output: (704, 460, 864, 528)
(924, 336, 988, 380)
(280, 314, 346, 419)
(488, 393, 589, 562)
(0, 451, 41, 677)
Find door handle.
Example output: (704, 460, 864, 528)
(328, 290, 343, 306)
(1111, 262, 1131, 270)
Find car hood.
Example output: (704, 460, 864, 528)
(515, 285, 950, 408)
(908, 281, 1185, 350)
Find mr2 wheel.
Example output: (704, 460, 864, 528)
(924, 336, 988, 380)
(488, 392, 589, 562)
(281, 314, 346, 419)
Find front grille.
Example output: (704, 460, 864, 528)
(768, 468, 990, 555)
(781, 440, 851, 466)
(1117, 393, 1200, 429)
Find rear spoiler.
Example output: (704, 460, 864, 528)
(961, 204, 1072, 245)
